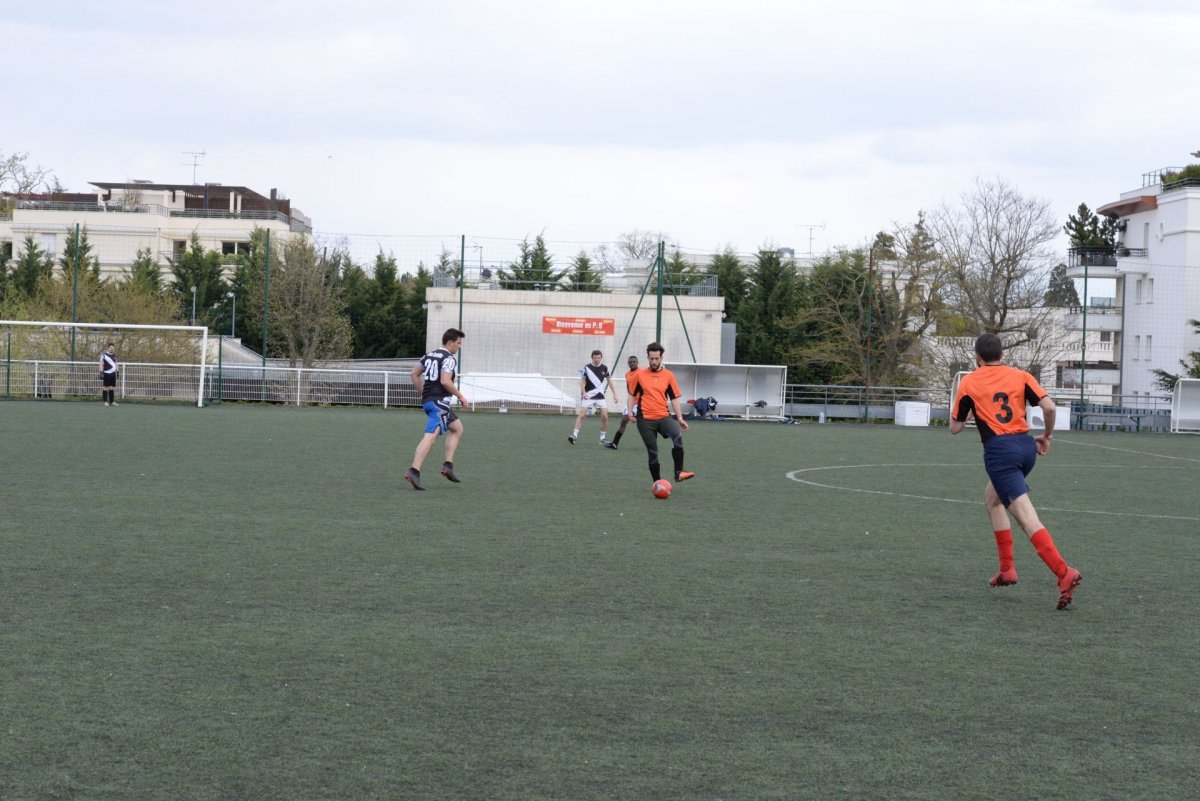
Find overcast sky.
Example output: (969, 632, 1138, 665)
(6, 0, 1200, 259)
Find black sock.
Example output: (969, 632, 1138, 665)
(613, 431, 623, 445)
(649, 461, 661, 482)
(672, 447, 684, 475)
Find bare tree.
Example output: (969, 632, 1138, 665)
(928, 177, 1062, 355)
(258, 236, 353, 367)
(0, 151, 56, 194)
(616, 229, 676, 262)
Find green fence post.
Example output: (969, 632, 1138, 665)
(262, 230, 272, 366)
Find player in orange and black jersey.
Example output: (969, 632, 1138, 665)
(627, 342, 694, 484)
(605, 354, 640, 450)
(951, 332, 1082, 609)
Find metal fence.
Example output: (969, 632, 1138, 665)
(0, 359, 1179, 432)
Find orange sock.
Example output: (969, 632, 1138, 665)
(1029, 528, 1067, 579)
(993, 529, 1014, 572)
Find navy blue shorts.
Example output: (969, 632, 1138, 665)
(982, 433, 1037, 507)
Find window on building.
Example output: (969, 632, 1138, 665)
(1100, 331, 1111, 342)
(1146, 335, 1152, 360)
(41, 232, 57, 256)
(1134, 279, 1143, 303)
(1134, 335, 1141, 360)
(1143, 222, 1150, 248)
(173, 240, 187, 260)
(221, 241, 249, 256)
(1146, 278, 1154, 303)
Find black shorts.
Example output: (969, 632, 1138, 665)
(102, 373, 117, 388)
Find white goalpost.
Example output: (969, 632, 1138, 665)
(1170, 378, 1200, 434)
(1, 320, 210, 407)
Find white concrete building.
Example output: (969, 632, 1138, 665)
(1, 181, 310, 281)
(1064, 165, 1200, 403)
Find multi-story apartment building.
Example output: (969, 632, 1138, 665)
(0, 181, 311, 281)
(1063, 165, 1200, 403)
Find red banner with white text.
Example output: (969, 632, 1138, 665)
(541, 316, 615, 335)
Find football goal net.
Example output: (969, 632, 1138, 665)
(1, 320, 210, 407)
(1170, 378, 1200, 433)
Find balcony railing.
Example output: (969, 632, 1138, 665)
(1068, 304, 1122, 316)
(1161, 176, 1200, 192)
(15, 199, 169, 215)
(1067, 246, 1116, 268)
(1117, 247, 1148, 258)
(11, 198, 309, 233)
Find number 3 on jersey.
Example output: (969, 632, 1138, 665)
(992, 392, 1013, 423)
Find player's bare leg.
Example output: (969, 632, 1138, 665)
(441, 420, 464, 482)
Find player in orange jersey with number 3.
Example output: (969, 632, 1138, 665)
(951, 332, 1082, 610)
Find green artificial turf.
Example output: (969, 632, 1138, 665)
(2, 401, 1197, 800)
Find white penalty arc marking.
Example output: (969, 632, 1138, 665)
(785, 463, 1200, 522)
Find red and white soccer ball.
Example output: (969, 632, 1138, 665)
(652, 479, 672, 499)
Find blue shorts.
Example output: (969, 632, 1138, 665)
(982, 433, 1037, 507)
(422, 399, 459, 435)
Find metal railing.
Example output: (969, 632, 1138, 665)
(15, 199, 169, 215)
(1, 359, 1181, 434)
(10, 198, 308, 232)
(1067, 247, 1116, 267)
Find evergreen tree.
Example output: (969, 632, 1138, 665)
(57, 225, 102, 282)
(663, 249, 700, 291)
(337, 259, 373, 354)
(564, 250, 606, 292)
(0, 239, 13, 302)
(736, 249, 803, 368)
(1152, 319, 1200, 391)
(1063, 202, 1117, 250)
(10, 234, 54, 298)
(127, 247, 162, 294)
(169, 233, 228, 326)
(229, 228, 269, 348)
(870, 231, 898, 260)
(397, 265, 433, 356)
(498, 235, 566, 290)
(433, 249, 461, 283)
(353, 252, 407, 358)
(709, 246, 747, 322)
(1043, 263, 1080, 307)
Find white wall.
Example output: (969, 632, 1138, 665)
(423, 287, 725, 376)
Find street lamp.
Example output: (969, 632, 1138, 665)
(190, 285, 197, 326)
(227, 291, 236, 337)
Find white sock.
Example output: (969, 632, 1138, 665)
(572, 429, 579, 438)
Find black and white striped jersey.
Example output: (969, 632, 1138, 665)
(579, 363, 610, 400)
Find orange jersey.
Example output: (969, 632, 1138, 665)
(954, 364, 1047, 441)
(629, 366, 681, 420)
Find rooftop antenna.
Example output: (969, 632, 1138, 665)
(182, 150, 206, 184)
(794, 223, 826, 257)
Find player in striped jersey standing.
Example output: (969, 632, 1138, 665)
(568, 350, 620, 446)
(99, 342, 119, 406)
